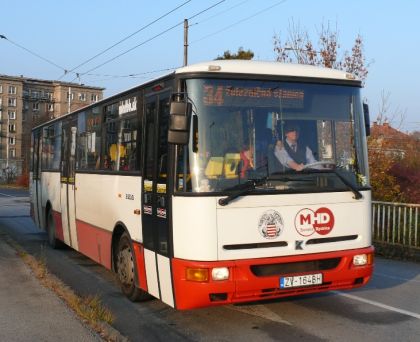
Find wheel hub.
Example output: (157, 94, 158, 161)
(117, 247, 134, 286)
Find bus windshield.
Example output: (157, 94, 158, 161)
(176, 78, 369, 194)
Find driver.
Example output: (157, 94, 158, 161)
(274, 124, 317, 171)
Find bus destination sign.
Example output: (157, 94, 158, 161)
(203, 85, 304, 108)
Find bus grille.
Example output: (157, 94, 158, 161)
(223, 241, 288, 250)
(306, 235, 358, 245)
(250, 257, 341, 277)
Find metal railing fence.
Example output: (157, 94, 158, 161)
(372, 201, 420, 248)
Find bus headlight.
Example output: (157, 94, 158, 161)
(211, 267, 229, 281)
(353, 254, 368, 266)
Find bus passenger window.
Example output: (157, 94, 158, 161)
(76, 109, 102, 171)
(42, 124, 62, 170)
(103, 99, 140, 172)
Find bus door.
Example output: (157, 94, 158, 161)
(60, 117, 79, 250)
(32, 130, 42, 227)
(142, 92, 174, 306)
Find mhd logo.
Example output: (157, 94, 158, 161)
(294, 207, 335, 236)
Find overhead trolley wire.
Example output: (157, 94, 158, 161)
(189, 0, 250, 27)
(72, 23, 184, 80)
(84, 66, 180, 81)
(71, 0, 226, 82)
(0, 34, 67, 73)
(190, 0, 287, 44)
(58, 0, 192, 80)
(187, 0, 226, 21)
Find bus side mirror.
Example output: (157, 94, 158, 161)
(363, 103, 370, 136)
(168, 101, 192, 145)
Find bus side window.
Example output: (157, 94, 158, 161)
(120, 116, 139, 172)
(157, 98, 169, 181)
(159, 154, 167, 178)
(176, 146, 192, 191)
(103, 102, 140, 173)
(76, 109, 102, 171)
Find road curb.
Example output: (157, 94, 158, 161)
(97, 322, 129, 342)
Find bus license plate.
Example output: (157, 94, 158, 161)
(280, 273, 323, 289)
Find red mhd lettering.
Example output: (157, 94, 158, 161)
(300, 214, 312, 225)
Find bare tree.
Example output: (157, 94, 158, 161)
(273, 20, 369, 84)
(376, 90, 406, 129)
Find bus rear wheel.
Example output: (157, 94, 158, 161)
(116, 232, 151, 302)
(46, 209, 63, 249)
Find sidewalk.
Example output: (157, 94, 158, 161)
(0, 234, 101, 342)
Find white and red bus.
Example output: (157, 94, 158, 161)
(30, 60, 374, 310)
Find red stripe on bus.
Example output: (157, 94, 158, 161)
(171, 247, 374, 310)
(52, 211, 64, 242)
(132, 242, 148, 292)
(75, 220, 112, 270)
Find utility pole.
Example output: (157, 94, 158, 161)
(183, 19, 188, 67)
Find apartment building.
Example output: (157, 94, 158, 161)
(0, 75, 104, 178)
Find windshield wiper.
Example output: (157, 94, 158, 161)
(332, 170, 363, 200)
(218, 178, 266, 206)
(218, 169, 363, 205)
(307, 169, 363, 200)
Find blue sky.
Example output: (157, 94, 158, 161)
(1, 0, 419, 131)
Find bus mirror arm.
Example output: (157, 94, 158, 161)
(168, 101, 192, 145)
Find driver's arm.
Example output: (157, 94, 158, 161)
(287, 160, 304, 171)
(306, 147, 317, 164)
(275, 142, 304, 171)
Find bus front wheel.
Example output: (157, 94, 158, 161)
(116, 232, 150, 302)
(46, 209, 63, 249)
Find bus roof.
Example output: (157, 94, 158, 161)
(175, 60, 357, 82)
(32, 60, 359, 131)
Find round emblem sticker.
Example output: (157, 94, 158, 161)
(313, 207, 335, 235)
(294, 207, 335, 236)
(258, 210, 284, 239)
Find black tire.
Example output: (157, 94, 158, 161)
(46, 209, 64, 249)
(116, 232, 151, 302)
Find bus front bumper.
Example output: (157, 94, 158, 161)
(171, 246, 374, 310)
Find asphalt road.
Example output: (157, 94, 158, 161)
(1, 188, 419, 342)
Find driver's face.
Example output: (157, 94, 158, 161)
(286, 130, 298, 143)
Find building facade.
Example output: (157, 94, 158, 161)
(0, 75, 104, 180)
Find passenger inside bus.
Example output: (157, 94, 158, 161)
(103, 155, 113, 170)
(119, 157, 129, 171)
(239, 145, 254, 178)
(274, 123, 317, 171)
